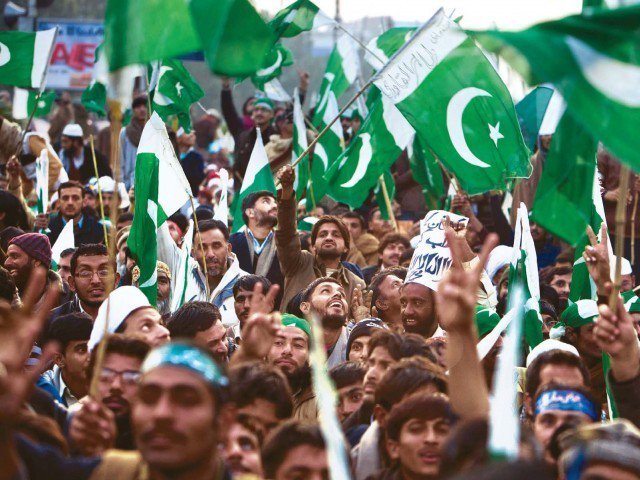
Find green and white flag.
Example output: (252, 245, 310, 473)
(12, 88, 56, 120)
(35, 150, 49, 215)
(312, 35, 360, 127)
(232, 129, 277, 232)
(373, 9, 530, 195)
(470, 5, 640, 172)
(81, 44, 108, 117)
(292, 87, 310, 200)
(365, 27, 416, 70)
(251, 43, 293, 90)
(508, 202, 543, 349)
(170, 220, 194, 312)
(374, 170, 396, 221)
(325, 86, 413, 209)
(0, 29, 57, 88)
(307, 91, 343, 209)
(269, 0, 334, 38)
(150, 59, 204, 133)
(51, 220, 75, 270)
(128, 112, 192, 305)
(213, 168, 230, 226)
(514, 85, 554, 151)
(408, 136, 446, 210)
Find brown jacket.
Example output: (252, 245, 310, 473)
(355, 233, 380, 267)
(292, 386, 318, 422)
(276, 193, 366, 310)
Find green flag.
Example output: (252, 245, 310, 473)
(374, 170, 396, 221)
(292, 87, 310, 201)
(470, 5, 640, 172)
(151, 59, 204, 133)
(251, 43, 294, 90)
(232, 129, 277, 232)
(324, 86, 413, 208)
(269, 0, 334, 38)
(408, 136, 446, 211)
(12, 88, 56, 119)
(0, 29, 57, 88)
(128, 113, 192, 305)
(312, 35, 360, 127)
(81, 44, 108, 117)
(364, 27, 416, 70)
(515, 85, 554, 151)
(373, 9, 530, 195)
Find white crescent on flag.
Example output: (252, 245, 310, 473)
(341, 133, 372, 188)
(153, 66, 174, 106)
(0, 42, 10, 67)
(446, 87, 492, 169)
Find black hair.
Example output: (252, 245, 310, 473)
(232, 274, 272, 298)
(131, 95, 148, 109)
(168, 212, 189, 234)
(59, 247, 77, 260)
(241, 190, 276, 225)
(370, 267, 407, 311)
(0, 267, 16, 302)
(87, 334, 150, 379)
(46, 312, 93, 352)
(340, 211, 366, 230)
(262, 421, 327, 478)
(285, 291, 305, 318)
(229, 362, 293, 420)
(196, 219, 229, 241)
(329, 361, 366, 390)
(525, 350, 590, 400)
(57, 181, 84, 197)
(70, 244, 109, 275)
(0, 191, 29, 230)
(116, 212, 134, 225)
(168, 301, 221, 338)
(300, 276, 342, 303)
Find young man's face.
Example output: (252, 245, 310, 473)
(57, 255, 73, 284)
(348, 336, 370, 363)
(336, 382, 365, 422)
(621, 273, 635, 292)
(400, 283, 437, 338)
(68, 254, 113, 308)
(363, 346, 394, 398)
(369, 210, 393, 238)
(251, 105, 273, 128)
(4, 244, 35, 291)
(234, 287, 274, 329)
(550, 273, 572, 308)
(194, 228, 231, 278)
(247, 196, 277, 229)
(388, 417, 451, 479)
(576, 323, 601, 359)
(219, 421, 263, 478)
(274, 444, 328, 480)
(157, 271, 171, 303)
(236, 399, 280, 434)
(133, 103, 148, 121)
(375, 274, 404, 327)
(380, 242, 407, 269)
(533, 409, 593, 462)
(524, 363, 586, 417)
(58, 340, 90, 386)
(342, 217, 363, 240)
(133, 366, 219, 472)
(123, 307, 170, 347)
(301, 281, 348, 330)
(267, 326, 309, 376)
(312, 222, 347, 260)
(58, 186, 83, 220)
(83, 192, 96, 210)
(193, 320, 228, 365)
(97, 352, 143, 418)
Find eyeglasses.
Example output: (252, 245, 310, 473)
(75, 269, 112, 280)
(98, 367, 141, 386)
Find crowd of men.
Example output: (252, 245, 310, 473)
(0, 78, 640, 480)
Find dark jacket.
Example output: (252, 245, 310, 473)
(609, 370, 640, 428)
(60, 145, 112, 184)
(47, 213, 106, 246)
(180, 149, 205, 196)
(362, 265, 380, 285)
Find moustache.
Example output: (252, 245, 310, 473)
(140, 425, 187, 444)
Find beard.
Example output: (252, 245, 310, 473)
(317, 248, 341, 261)
(256, 210, 277, 228)
(403, 318, 435, 337)
(157, 298, 171, 317)
(321, 313, 346, 330)
(13, 263, 34, 291)
(287, 363, 312, 392)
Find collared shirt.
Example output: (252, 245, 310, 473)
(247, 229, 273, 256)
(62, 214, 84, 229)
(72, 149, 85, 170)
(58, 371, 79, 408)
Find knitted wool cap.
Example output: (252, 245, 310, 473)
(9, 233, 52, 268)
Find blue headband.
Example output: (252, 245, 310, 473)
(535, 389, 599, 421)
(141, 342, 229, 388)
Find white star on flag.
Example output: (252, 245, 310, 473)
(488, 122, 504, 147)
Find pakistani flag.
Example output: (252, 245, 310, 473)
(515, 85, 554, 151)
(0, 29, 57, 88)
(307, 91, 343, 209)
(150, 59, 204, 132)
(232, 130, 277, 232)
(374, 171, 396, 221)
(35, 150, 49, 215)
(365, 27, 416, 70)
(373, 9, 530, 195)
(128, 113, 192, 305)
(408, 136, 446, 211)
(213, 169, 230, 226)
(325, 86, 413, 209)
(470, 5, 640, 171)
(81, 44, 108, 117)
(12, 88, 56, 120)
(251, 43, 294, 90)
(292, 88, 310, 200)
(312, 35, 360, 127)
(269, 0, 334, 38)
(51, 220, 75, 271)
(508, 203, 544, 349)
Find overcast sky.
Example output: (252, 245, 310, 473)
(257, 0, 583, 29)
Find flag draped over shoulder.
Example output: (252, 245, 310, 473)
(269, 0, 334, 38)
(373, 9, 530, 195)
(128, 113, 192, 305)
(0, 29, 57, 89)
(470, 5, 640, 172)
(150, 59, 204, 133)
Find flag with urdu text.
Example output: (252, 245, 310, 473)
(470, 4, 640, 172)
(128, 113, 192, 305)
(232, 130, 277, 232)
(312, 35, 360, 127)
(325, 86, 413, 208)
(508, 203, 544, 350)
(514, 85, 554, 152)
(364, 27, 416, 70)
(105, 0, 274, 77)
(373, 9, 530, 195)
(12, 88, 56, 120)
(150, 59, 204, 133)
(0, 29, 57, 89)
(292, 88, 310, 201)
(269, 0, 334, 38)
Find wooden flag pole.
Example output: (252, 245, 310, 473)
(89, 134, 110, 247)
(379, 174, 398, 232)
(609, 165, 631, 310)
(334, 22, 386, 65)
(631, 191, 638, 264)
(278, 79, 372, 188)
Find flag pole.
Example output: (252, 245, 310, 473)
(278, 79, 372, 186)
(379, 174, 398, 232)
(631, 191, 638, 264)
(334, 22, 385, 64)
(609, 165, 631, 310)
(190, 196, 210, 300)
(89, 134, 110, 247)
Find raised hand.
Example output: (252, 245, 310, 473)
(277, 165, 295, 199)
(237, 283, 282, 361)
(69, 397, 116, 456)
(297, 69, 310, 92)
(583, 224, 611, 295)
(351, 287, 370, 322)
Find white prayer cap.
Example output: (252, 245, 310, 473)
(206, 108, 221, 119)
(96, 176, 131, 210)
(88, 286, 151, 351)
(526, 339, 580, 367)
(621, 257, 633, 276)
(486, 245, 513, 284)
(61, 123, 83, 138)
